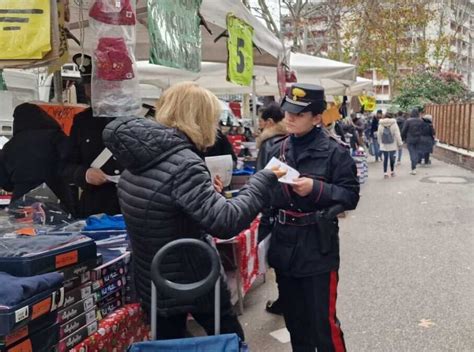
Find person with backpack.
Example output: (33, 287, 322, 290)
(401, 109, 425, 175)
(377, 112, 403, 178)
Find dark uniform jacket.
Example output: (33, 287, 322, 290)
(263, 127, 360, 277)
(62, 108, 122, 218)
(103, 116, 278, 316)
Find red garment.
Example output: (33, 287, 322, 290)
(89, 0, 136, 26)
(95, 37, 134, 81)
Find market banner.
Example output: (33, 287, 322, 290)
(227, 14, 254, 86)
(147, 0, 202, 72)
(358, 95, 376, 112)
(0, 0, 51, 60)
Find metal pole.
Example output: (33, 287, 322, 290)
(151, 283, 157, 340)
(252, 75, 257, 129)
(53, 70, 63, 104)
(214, 277, 221, 335)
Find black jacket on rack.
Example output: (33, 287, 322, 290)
(0, 103, 74, 212)
(103, 116, 278, 316)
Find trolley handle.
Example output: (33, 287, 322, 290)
(150, 238, 220, 301)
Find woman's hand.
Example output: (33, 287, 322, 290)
(213, 175, 224, 193)
(271, 166, 288, 179)
(291, 177, 314, 197)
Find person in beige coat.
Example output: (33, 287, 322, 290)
(377, 112, 403, 178)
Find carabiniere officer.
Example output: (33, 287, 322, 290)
(264, 84, 360, 352)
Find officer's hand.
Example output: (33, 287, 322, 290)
(291, 177, 314, 197)
(85, 168, 108, 186)
(271, 166, 287, 179)
(213, 175, 224, 193)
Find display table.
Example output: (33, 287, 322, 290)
(215, 218, 261, 314)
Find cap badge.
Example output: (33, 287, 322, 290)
(292, 87, 306, 101)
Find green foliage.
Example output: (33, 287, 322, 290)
(393, 69, 469, 110)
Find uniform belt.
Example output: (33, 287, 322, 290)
(277, 209, 321, 226)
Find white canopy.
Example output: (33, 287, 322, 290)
(68, 0, 287, 67)
(346, 77, 373, 96)
(136, 52, 359, 96)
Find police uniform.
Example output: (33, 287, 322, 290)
(61, 55, 123, 218)
(266, 84, 360, 352)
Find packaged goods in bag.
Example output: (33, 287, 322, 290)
(95, 37, 134, 81)
(89, 0, 136, 26)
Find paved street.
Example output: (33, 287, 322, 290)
(224, 152, 474, 351)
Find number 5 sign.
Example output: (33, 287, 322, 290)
(227, 14, 254, 86)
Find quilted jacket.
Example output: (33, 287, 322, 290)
(103, 116, 277, 316)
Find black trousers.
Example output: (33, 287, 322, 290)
(277, 271, 346, 352)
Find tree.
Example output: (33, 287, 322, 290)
(393, 69, 470, 110)
(342, 0, 435, 96)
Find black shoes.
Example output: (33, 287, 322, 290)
(265, 299, 284, 315)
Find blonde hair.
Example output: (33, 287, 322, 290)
(155, 82, 221, 151)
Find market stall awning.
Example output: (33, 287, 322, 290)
(346, 77, 373, 96)
(136, 52, 359, 96)
(68, 0, 287, 67)
(290, 53, 357, 81)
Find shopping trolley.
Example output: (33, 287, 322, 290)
(128, 237, 249, 352)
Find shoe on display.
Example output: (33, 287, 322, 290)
(265, 299, 284, 315)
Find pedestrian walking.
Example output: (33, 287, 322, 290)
(419, 114, 436, 165)
(395, 111, 406, 164)
(262, 84, 360, 352)
(371, 110, 383, 162)
(401, 109, 425, 175)
(377, 112, 403, 178)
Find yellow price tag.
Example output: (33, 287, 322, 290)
(0, 0, 51, 60)
(227, 14, 254, 86)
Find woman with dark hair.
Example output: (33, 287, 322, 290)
(401, 108, 425, 175)
(256, 103, 287, 171)
(0, 103, 74, 211)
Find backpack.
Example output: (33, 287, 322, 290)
(381, 126, 394, 144)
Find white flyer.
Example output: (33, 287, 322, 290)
(264, 157, 300, 185)
(205, 155, 234, 188)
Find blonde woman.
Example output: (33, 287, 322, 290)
(103, 82, 285, 340)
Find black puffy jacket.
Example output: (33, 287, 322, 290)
(103, 116, 277, 316)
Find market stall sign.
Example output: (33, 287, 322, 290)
(37, 103, 87, 136)
(358, 95, 376, 112)
(322, 103, 341, 126)
(227, 14, 254, 87)
(0, 0, 51, 60)
(147, 0, 202, 72)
